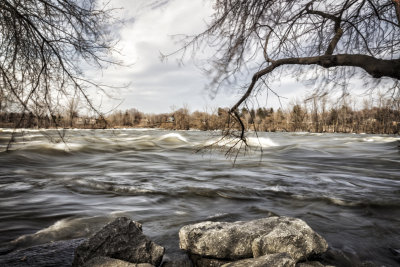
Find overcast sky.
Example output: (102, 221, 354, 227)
(88, 0, 315, 114)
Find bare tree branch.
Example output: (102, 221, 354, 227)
(169, 0, 400, 143)
(0, 0, 119, 131)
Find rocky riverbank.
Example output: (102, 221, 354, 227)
(0, 216, 382, 267)
(179, 216, 328, 267)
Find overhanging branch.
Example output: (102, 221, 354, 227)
(229, 53, 400, 142)
(231, 54, 400, 112)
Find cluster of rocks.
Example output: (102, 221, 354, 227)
(179, 216, 329, 267)
(72, 216, 329, 267)
(0, 216, 331, 267)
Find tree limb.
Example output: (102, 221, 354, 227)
(231, 54, 400, 112)
(325, 28, 343, 55)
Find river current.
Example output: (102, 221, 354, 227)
(0, 129, 399, 266)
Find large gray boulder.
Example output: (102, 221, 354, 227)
(221, 253, 295, 267)
(83, 256, 154, 267)
(179, 217, 285, 260)
(179, 216, 328, 265)
(296, 261, 327, 267)
(252, 217, 328, 261)
(0, 238, 85, 267)
(73, 217, 164, 267)
(161, 253, 193, 267)
(188, 253, 231, 267)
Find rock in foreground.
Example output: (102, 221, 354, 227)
(179, 216, 328, 266)
(83, 256, 154, 267)
(179, 217, 283, 260)
(73, 217, 164, 267)
(252, 217, 328, 261)
(221, 253, 295, 267)
(0, 238, 85, 267)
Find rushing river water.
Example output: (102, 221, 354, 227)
(0, 129, 399, 266)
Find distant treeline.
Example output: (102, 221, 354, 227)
(0, 112, 106, 129)
(1, 97, 399, 134)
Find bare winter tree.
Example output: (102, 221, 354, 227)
(0, 0, 118, 128)
(172, 0, 400, 142)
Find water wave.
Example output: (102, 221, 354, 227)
(24, 142, 85, 153)
(292, 193, 400, 208)
(0, 131, 199, 153)
(157, 133, 188, 144)
(334, 135, 400, 143)
(65, 178, 157, 195)
(10, 216, 119, 249)
(1, 129, 399, 266)
(247, 137, 279, 147)
(204, 136, 279, 149)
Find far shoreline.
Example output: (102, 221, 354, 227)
(1, 126, 399, 136)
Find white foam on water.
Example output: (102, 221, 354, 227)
(363, 138, 374, 142)
(52, 142, 84, 151)
(120, 135, 152, 142)
(0, 182, 33, 191)
(13, 169, 29, 174)
(0, 128, 21, 133)
(11, 216, 117, 247)
(363, 136, 400, 143)
(71, 179, 155, 194)
(203, 137, 242, 148)
(334, 135, 400, 144)
(328, 197, 358, 207)
(110, 128, 158, 131)
(4, 141, 85, 153)
(110, 211, 132, 217)
(157, 133, 188, 143)
(206, 213, 231, 220)
(204, 136, 278, 149)
(133, 141, 157, 148)
(12, 218, 87, 245)
(247, 137, 279, 148)
(174, 211, 187, 215)
(262, 185, 286, 192)
(23, 134, 43, 138)
(291, 132, 312, 136)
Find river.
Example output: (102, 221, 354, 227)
(0, 129, 399, 266)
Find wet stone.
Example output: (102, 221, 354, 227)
(296, 261, 326, 267)
(73, 217, 164, 267)
(179, 216, 328, 262)
(252, 217, 328, 261)
(0, 238, 85, 267)
(221, 253, 296, 267)
(179, 216, 284, 260)
(83, 256, 155, 267)
(161, 252, 193, 267)
(179, 216, 329, 267)
(188, 253, 231, 267)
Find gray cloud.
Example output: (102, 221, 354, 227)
(90, 0, 310, 114)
